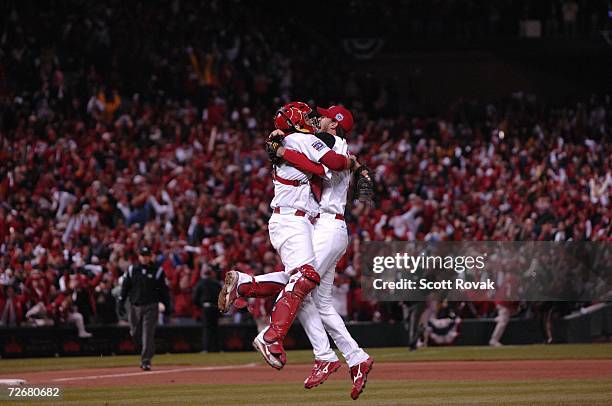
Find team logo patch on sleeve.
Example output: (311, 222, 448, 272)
(312, 140, 325, 151)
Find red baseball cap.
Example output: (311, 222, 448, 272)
(316, 105, 354, 133)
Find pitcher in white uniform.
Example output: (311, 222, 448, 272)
(297, 106, 372, 400)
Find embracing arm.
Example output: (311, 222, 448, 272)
(319, 150, 351, 171)
(277, 147, 353, 172)
(269, 130, 356, 172)
(282, 149, 326, 177)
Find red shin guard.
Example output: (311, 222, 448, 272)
(263, 264, 320, 343)
(238, 281, 285, 298)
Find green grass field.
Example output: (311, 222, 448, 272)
(2, 344, 612, 405)
(6, 379, 610, 406)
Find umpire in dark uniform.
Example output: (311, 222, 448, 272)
(119, 247, 170, 370)
(192, 269, 222, 352)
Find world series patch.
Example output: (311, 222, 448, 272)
(312, 140, 325, 151)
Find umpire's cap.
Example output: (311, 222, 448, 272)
(139, 246, 152, 256)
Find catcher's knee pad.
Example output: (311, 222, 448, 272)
(292, 265, 320, 299)
(263, 265, 320, 343)
(299, 264, 320, 283)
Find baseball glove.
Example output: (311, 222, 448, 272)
(265, 133, 284, 166)
(353, 165, 375, 203)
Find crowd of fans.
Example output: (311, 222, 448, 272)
(340, 0, 610, 41)
(0, 1, 610, 332)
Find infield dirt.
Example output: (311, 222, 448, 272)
(2, 359, 611, 388)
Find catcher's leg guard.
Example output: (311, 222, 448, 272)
(263, 264, 320, 343)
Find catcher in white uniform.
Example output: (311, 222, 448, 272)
(218, 103, 374, 399)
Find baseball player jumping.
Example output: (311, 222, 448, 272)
(218, 103, 374, 399)
(220, 102, 352, 368)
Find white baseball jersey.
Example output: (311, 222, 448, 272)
(270, 132, 331, 215)
(297, 133, 370, 367)
(318, 135, 350, 215)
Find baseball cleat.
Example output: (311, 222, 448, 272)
(350, 357, 373, 400)
(218, 270, 239, 313)
(304, 360, 341, 389)
(252, 333, 286, 370)
(140, 362, 151, 371)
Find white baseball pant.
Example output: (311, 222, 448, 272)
(236, 212, 368, 367)
(297, 215, 369, 367)
(235, 212, 313, 293)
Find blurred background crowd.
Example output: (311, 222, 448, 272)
(0, 1, 610, 336)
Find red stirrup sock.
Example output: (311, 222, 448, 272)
(238, 280, 285, 298)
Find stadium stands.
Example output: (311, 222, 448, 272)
(0, 1, 610, 331)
